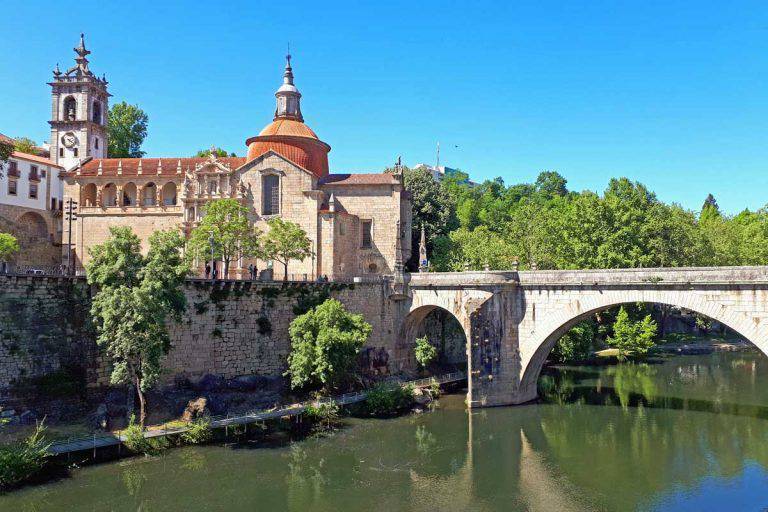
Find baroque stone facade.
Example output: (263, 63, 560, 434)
(58, 48, 412, 280)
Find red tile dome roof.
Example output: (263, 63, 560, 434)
(246, 120, 330, 177)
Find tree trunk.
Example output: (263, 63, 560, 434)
(283, 260, 289, 282)
(223, 258, 230, 279)
(134, 376, 147, 427)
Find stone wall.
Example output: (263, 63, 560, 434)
(0, 275, 399, 392)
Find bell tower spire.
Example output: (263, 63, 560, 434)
(274, 52, 303, 122)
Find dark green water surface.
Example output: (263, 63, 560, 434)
(5, 351, 768, 511)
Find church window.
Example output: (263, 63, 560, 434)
(63, 96, 77, 121)
(59, 148, 64, 157)
(208, 180, 218, 195)
(262, 174, 280, 215)
(361, 220, 372, 249)
(368, 262, 378, 273)
(73, 148, 79, 157)
(29, 183, 38, 199)
(94, 137, 99, 150)
(92, 101, 102, 124)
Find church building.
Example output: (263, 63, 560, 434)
(57, 36, 412, 280)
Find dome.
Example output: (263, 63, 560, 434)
(258, 119, 319, 139)
(244, 55, 330, 177)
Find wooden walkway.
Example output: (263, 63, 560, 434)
(50, 371, 466, 456)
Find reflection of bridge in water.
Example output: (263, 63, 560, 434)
(398, 266, 768, 407)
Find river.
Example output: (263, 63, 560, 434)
(3, 350, 768, 511)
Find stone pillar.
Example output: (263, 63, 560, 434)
(466, 291, 523, 408)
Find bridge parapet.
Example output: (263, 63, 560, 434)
(407, 266, 768, 289)
(517, 266, 768, 286)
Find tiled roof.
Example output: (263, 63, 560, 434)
(319, 173, 400, 186)
(258, 119, 319, 139)
(11, 151, 62, 168)
(67, 157, 247, 177)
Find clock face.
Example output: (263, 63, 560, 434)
(61, 132, 77, 148)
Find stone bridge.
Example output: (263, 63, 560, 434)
(398, 266, 768, 408)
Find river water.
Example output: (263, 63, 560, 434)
(4, 350, 768, 511)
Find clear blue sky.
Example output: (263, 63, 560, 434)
(3, 0, 767, 214)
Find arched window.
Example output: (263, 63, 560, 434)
(262, 174, 280, 215)
(82, 183, 97, 206)
(92, 101, 102, 124)
(63, 96, 77, 121)
(162, 182, 177, 206)
(102, 183, 117, 207)
(143, 183, 157, 206)
(123, 182, 137, 206)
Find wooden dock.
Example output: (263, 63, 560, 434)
(49, 371, 466, 456)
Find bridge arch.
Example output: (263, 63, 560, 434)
(517, 288, 768, 403)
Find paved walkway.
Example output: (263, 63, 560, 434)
(50, 371, 466, 456)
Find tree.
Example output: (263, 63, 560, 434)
(399, 167, 458, 269)
(607, 306, 657, 360)
(0, 138, 12, 178)
(415, 335, 438, 369)
(12, 137, 37, 155)
(0, 233, 20, 261)
(108, 102, 149, 158)
(188, 199, 262, 277)
(263, 218, 312, 281)
(286, 298, 372, 391)
(535, 170, 568, 198)
(551, 321, 596, 363)
(87, 227, 189, 426)
(195, 147, 235, 158)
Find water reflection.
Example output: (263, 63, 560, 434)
(3, 352, 768, 511)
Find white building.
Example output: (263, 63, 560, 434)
(412, 163, 477, 187)
(1, 152, 64, 214)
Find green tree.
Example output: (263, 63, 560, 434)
(551, 321, 596, 363)
(12, 137, 37, 154)
(87, 227, 189, 426)
(188, 199, 262, 277)
(400, 167, 458, 269)
(195, 147, 235, 158)
(0, 233, 20, 261)
(263, 217, 312, 281)
(414, 335, 438, 369)
(607, 306, 657, 360)
(534, 170, 568, 198)
(286, 298, 372, 391)
(0, 138, 12, 178)
(108, 102, 149, 158)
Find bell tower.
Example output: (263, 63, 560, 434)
(49, 34, 110, 170)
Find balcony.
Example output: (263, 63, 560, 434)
(7, 167, 20, 178)
(28, 172, 41, 183)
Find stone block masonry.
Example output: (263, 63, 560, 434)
(0, 275, 400, 392)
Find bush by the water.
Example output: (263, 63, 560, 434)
(415, 336, 438, 369)
(607, 307, 658, 359)
(304, 400, 341, 431)
(0, 422, 51, 490)
(286, 299, 372, 391)
(122, 415, 168, 455)
(361, 384, 415, 417)
(551, 321, 596, 363)
(180, 417, 212, 445)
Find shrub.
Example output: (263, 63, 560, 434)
(415, 336, 438, 369)
(0, 422, 51, 490)
(551, 321, 596, 363)
(362, 384, 415, 417)
(122, 414, 167, 455)
(180, 417, 212, 445)
(286, 299, 372, 391)
(304, 400, 341, 432)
